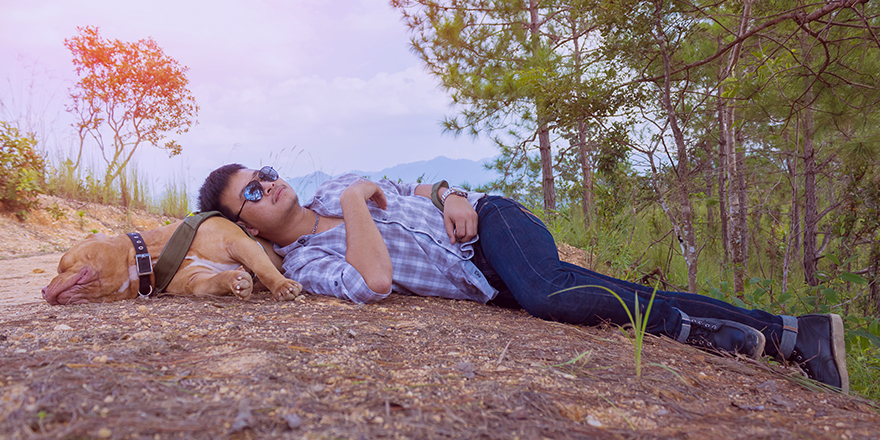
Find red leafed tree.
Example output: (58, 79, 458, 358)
(65, 26, 198, 192)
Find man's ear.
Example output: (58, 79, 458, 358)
(237, 221, 259, 237)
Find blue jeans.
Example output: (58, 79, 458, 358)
(471, 196, 785, 357)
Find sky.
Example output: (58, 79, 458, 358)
(0, 0, 497, 194)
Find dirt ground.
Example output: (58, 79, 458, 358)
(1, 197, 879, 439)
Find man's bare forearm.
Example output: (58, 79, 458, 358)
(414, 183, 438, 199)
(341, 182, 393, 293)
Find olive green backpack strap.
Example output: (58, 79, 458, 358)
(153, 211, 223, 293)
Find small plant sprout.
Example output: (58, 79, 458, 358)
(550, 284, 658, 379)
(44, 203, 67, 221)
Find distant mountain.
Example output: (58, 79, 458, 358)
(288, 156, 498, 201)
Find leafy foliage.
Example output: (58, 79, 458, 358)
(65, 26, 198, 194)
(0, 122, 46, 219)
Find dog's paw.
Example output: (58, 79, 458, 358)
(273, 280, 302, 302)
(231, 271, 254, 301)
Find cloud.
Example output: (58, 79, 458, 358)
(1, 0, 499, 190)
(272, 67, 447, 120)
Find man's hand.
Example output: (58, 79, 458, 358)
(443, 194, 478, 244)
(342, 180, 388, 209)
(413, 182, 480, 244)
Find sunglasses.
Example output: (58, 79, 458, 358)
(232, 166, 279, 222)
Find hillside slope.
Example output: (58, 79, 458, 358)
(0, 197, 878, 438)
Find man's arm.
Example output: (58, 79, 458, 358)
(341, 180, 393, 294)
(414, 183, 478, 244)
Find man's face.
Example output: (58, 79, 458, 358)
(220, 167, 299, 231)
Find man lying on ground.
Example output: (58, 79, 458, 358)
(197, 164, 848, 392)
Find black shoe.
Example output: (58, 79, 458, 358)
(789, 314, 848, 393)
(677, 315, 766, 359)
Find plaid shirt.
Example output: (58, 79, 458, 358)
(274, 174, 496, 304)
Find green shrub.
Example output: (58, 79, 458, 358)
(0, 122, 46, 219)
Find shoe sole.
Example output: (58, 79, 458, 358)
(828, 314, 849, 394)
(751, 329, 766, 360)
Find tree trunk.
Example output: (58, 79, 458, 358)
(529, 0, 556, 213)
(717, 91, 730, 266)
(802, 94, 819, 286)
(782, 145, 800, 294)
(572, 19, 592, 228)
(801, 28, 820, 287)
(726, 104, 746, 296)
(872, 280, 879, 318)
(735, 128, 749, 277)
(538, 123, 556, 212)
(701, 140, 715, 238)
(578, 121, 593, 228)
(653, 0, 697, 292)
(722, 0, 753, 296)
(871, 243, 879, 317)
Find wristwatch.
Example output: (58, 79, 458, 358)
(440, 186, 468, 206)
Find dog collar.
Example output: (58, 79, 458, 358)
(126, 232, 154, 298)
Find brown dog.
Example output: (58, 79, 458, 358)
(42, 216, 302, 305)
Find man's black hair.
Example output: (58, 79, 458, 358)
(197, 163, 246, 220)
